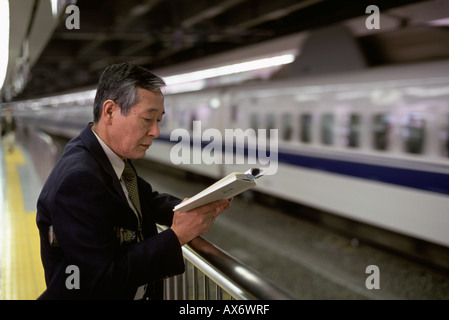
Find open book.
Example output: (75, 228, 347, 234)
(173, 168, 263, 212)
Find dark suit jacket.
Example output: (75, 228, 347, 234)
(36, 123, 185, 299)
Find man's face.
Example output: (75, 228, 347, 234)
(108, 87, 165, 159)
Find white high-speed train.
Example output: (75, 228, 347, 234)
(12, 59, 449, 250)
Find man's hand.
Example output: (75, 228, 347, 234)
(171, 199, 232, 246)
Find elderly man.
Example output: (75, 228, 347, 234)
(36, 62, 231, 300)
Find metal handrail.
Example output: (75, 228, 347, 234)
(158, 225, 294, 300)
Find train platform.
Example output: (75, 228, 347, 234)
(1, 139, 449, 300)
(0, 142, 45, 300)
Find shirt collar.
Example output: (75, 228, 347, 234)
(91, 126, 125, 180)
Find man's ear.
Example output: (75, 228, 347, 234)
(102, 100, 117, 123)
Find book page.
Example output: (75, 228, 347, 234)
(173, 169, 261, 212)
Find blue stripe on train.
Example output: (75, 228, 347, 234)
(278, 152, 449, 196)
(157, 135, 449, 196)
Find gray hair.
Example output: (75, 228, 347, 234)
(93, 62, 165, 123)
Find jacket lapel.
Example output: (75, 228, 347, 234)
(78, 123, 127, 204)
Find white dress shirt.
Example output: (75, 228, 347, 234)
(91, 127, 139, 217)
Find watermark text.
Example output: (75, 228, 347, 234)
(365, 264, 380, 289)
(169, 121, 278, 175)
(365, 5, 380, 30)
(65, 4, 80, 30)
(65, 265, 80, 290)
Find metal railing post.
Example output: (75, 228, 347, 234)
(157, 225, 294, 300)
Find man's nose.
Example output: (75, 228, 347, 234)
(148, 122, 160, 137)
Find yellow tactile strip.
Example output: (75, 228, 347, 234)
(0, 145, 46, 300)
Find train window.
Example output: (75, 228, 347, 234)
(300, 114, 312, 143)
(266, 113, 276, 130)
(281, 113, 293, 141)
(403, 114, 426, 154)
(346, 113, 361, 148)
(231, 104, 238, 122)
(372, 114, 391, 151)
(176, 109, 187, 129)
(321, 113, 334, 145)
(189, 112, 198, 132)
(266, 113, 276, 139)
(442, 116, 449, 158)
(250, 113, 260, 136)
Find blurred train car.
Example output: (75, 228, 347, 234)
(12, 59, 449, 251)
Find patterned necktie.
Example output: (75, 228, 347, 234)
(122, 160, 143, 240)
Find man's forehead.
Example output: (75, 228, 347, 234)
(135, 88, 165, 114)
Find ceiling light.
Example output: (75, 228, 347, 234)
(427, 17, 449, 27)
(50, 0, 58, 16)
(163, 53, 295, 86)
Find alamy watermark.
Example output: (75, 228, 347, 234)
(64, 4, 381, 32)
(365, 265, 380, 290)
(65, 265, 80, 290)
(65, 4, 381, 31)
(169, 121, 279, 175)
(365, 5, 380, 30)
(65, 4, 80, 30)
(64, 264, 381, 292)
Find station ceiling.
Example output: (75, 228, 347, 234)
(8, 0, 449, 101)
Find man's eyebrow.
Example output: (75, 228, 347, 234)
(145, 108, 165, 114)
